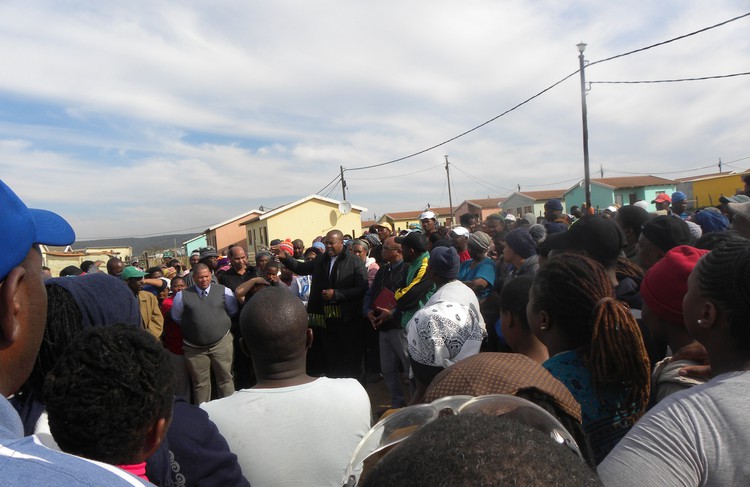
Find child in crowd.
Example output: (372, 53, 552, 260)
(499, 275, 548, 364)
(44, 325, 174, 482)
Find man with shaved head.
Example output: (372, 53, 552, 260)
(201, 287, 371, 487)
(273, 229, 368, 380)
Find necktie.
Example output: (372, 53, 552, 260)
(201, 290, 208, 299)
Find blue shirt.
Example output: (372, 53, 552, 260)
(458, 257, 495, 300)
(543, 349, 640, 464)
(0, 395, 152, 485)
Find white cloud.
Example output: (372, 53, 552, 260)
(0, 0, 748, 238)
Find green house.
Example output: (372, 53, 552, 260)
(563, 176, 677, 213)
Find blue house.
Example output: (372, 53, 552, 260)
(182, 234, 207, 257)
(563, 176, 677, 213)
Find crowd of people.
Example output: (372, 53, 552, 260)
(3, 175, 750, 486)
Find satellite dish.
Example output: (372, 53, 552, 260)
(338, 200, 352, 215)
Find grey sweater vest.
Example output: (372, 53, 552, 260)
(181, 285, 232, 346)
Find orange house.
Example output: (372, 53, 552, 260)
(204, 208, 264, 256)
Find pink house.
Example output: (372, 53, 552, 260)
(205, 208, 263, 256)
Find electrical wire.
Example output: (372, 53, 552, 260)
(590, 71, 750, 85)
(315, 174, 342, 195)
(521, 176, 584, 188)
(346, 163, 444, 180)
(78, 223, 214, 241)
(602, 163, 719, 176)
(450, 163, 516, 195)
(337, 12, 749, 174)
(586, 12, 750, 68)
(343, 70, 580, 172)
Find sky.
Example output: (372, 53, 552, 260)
(0, 1, 748, 241)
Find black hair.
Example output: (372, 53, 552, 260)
(192, 262, 210, 275)
(43, 325, 173, 465)
(486, 213, 504, 222)
(80, 260, 95, 273)
(531, 254, 650, 413)
(264, 260, 280, 272)
(59, 265, 83, 277)
(696, 235, 750, 349)
(500, 275, 534, 331)
(26, 284, 84, 398)
(171, 275, 186, 286)
(616, 205, 650, 238)
(239, 287, 308, 362)
(146, 266, 163, 277)
(303, 247, 321, 259)
(362, 414, 601, 487)
(459, 213, 477, 227)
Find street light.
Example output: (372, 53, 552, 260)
(577, 42, 592, 214)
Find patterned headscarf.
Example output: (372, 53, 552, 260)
(407, 301, 486, 369)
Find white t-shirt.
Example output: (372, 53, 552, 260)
(200, 377, 371, 487)
(599, 370, 750, 486)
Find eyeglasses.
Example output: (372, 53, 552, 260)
(342, 394, 582, 486)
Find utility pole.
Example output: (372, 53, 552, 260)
(577, 42, 592, 213)
(340, 165, 347, 201)
(444, 155, 454, 226)
(718, 157, 722, 173)
(600, 165, 604, 178)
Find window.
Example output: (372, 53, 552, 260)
(523, 206, 532, 214)
(615, 194, 623, 206)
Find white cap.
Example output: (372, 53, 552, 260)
(450, 226, 470, 237)
(504, 214, 516, 221)
(633, 200, 649, 210)
(605, 206, 618, 213)
(419, 210, 436, 220)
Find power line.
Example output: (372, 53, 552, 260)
(521, 176, 584, 188)
(346, 163, 444, 180)
(335, 12, 749, 174)
(78, 223, 211, 241)
(602, 163, 719, 176)
(343, 70, 580, 172)
(450, 163, 516, 195)
(587, 12, 750, 68)
(314, 174, 341, 195)
(590, 71, 750, 85)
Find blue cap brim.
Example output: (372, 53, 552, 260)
(28, 208, 76, 246)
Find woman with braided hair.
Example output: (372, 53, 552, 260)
(600, 235, 750, 486)
(527, 253, 650, 464)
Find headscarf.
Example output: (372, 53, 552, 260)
(407, 300, 486, 369)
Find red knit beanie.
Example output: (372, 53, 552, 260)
(279, 239, 294, 256)
(641, 245, 708, 325)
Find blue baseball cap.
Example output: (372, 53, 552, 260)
(671, 191, 687, 203)
(0, 180, 75, 281)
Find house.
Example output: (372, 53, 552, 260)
(361, 219, 378, 234)
(204, 208, 263, 256)
(239, 195, 366, 258)
(500, 189, 568, 219)
(563, 176, 677, 213)
(379, 206, 453, 233)
(453, 198, 507, 223)
(41, 245, 134, 277)
(676, 171, 749, 208)
(183, 234, 208, 257)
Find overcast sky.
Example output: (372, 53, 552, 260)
(1, 1, 748, 240)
